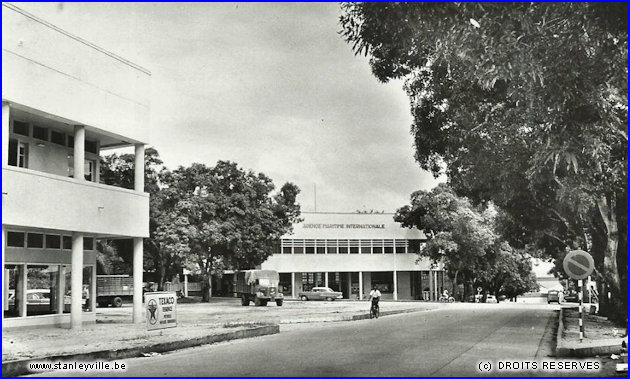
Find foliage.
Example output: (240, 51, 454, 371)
(341, 2, 626, 318)
(395, 184, 536, 299)
(159, 161, 302, 301)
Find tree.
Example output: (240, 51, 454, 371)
(395, 184, 535, 300)
(99, 147, 184, 288)
(341, 3, 626, 319)
(159, 161, 301, 302)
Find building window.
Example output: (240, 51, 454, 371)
(360, 240, 371, 254)
(26, 265, 61, 316)
(85, 140, 97, 154)
(13, 120, 29, 136)
(293, 240, 304, 254)
(372, 240, 383, 254)
(8, 139, 28, 168)
(33, 125, 48, 141)
(68, 135, 74, 148)
(409, 240, 423, 255)
(349, 240, 360, 254)
(7, 232, 25, 248)
(326, 240, 338, 254)
(338, 240, 349, 254)
(45, 235, 61, 249)
(83, 237, 94, 251)
(62, 236, 73, 250)
(82, 266, 93, 312)
(51, 130, 66, 146)
(68, 157, 97, 182)
(27, 233, 44, 248)
(371, 272, 394, 293)
(85, 160, 96, 182)
(4, 265, 23, 318)
(282, 246, 292, 255)
(316, 246, 325, 254)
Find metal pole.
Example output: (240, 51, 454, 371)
(578, 279, 584, 342)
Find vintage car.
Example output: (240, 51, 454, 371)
(485, 295, 498, 303)
(547, 290, 561, 304)
(298, 287, 343, 301)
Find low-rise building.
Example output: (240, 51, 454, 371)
(2, 3, 150, 328)
(260, 212, 447, 300)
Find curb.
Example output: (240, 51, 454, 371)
(2, 324, 279, 377)
(554, 308, 564, 356)
(279, 307, 431, 324)
(555, 307, 623, 358)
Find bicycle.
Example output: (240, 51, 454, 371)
(370, 302, 379, 319)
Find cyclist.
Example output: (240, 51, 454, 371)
(368, 285, 381, 315)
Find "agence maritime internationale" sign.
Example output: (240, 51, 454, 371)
(302, 223, 385, 229)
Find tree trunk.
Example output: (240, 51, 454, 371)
(596, 196, 621, 296)
(201, 273, 211, 302)
(157, 260, 166, 291)
(452, 270, 459, 301)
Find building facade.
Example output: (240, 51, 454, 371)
(2, 3, 150, 328)
(260, 212, 447, 301)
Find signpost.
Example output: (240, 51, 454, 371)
(145, 292, 177, 331)
(563, 250, 595, 343)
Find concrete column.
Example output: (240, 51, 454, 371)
(73, 126, 85, 181)
(434, 270, 439, 301)
(133, 237, 143, 323)
(57, 265, 65, 314)
(94, 140, 101, 183)
(184, 274, 189, 297)
(2, 102, 9, 167)
(18, 264, 27, 317)
(393, 270, 398, 301)
(1, 228, 5, 320)
(428, 270, 434, 301)
(3, 269, 9, 312)
(358, 271, 363, 300)
(324, 272, 329, 288)
(90, 267, 96, 312)
(71, 232, 83, 328)
(346, 273, 352, 299)
(134, 144, 145, 192)
(291, 272, 295, 299)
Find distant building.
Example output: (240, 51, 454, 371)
(260, 212, 447, 301)
(2, 3, 150, 328)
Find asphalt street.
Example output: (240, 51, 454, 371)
(30, 303, 614, 377)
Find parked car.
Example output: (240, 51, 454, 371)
(485, 295, 498, 303)
(299, 287, 343, 301)
(547, 290, 561, 304)
(563, 292, 579, 303)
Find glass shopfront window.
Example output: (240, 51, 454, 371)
(4, 263, 94, 318)
(4, 265, 23, 318)
(26, 265, 61, 316)
(371, 272, 394, 294)
(83, 266, 93, 312)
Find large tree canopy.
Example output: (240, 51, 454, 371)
(160, 161, 302, 301)
(341, 2, 626, 319)
(395, 184, 537, 300)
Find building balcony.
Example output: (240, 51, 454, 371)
(2, 166, 149, 238)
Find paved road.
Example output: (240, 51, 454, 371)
(33, 304, 613, 377)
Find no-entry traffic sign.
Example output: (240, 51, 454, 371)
(563, 250, 594, 280)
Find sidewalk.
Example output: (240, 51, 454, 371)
(2, 299, 437, 376)
(556, 306, 627, 358)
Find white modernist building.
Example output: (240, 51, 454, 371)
(261, 212, 447, 301)
(2, 3, 150, 328)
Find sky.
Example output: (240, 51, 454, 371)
(14, 2, 443, 212)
